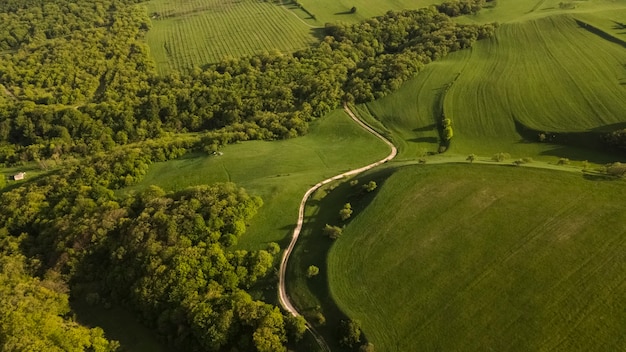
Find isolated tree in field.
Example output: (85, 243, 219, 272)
(339, 203, 353, 221)
(350, 6, 357, 13)
(466, 154, 476, 163)
(307, 265, 320, 278)
(491, 152, 510, 162)
(339, 319, 363, 348)
(323, 224, 342, 239)
(362, 181, 377, 192)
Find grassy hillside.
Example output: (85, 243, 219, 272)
(123, 109, 389, 249)
(364, 5, 626, 161)
(328, 164, 626, 351)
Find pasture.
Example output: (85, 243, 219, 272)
(328, 163, 626, 351)
(123, 109, 389, 249)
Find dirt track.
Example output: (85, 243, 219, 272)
(277, 104, 397, 351)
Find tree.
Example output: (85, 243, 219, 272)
(362, 181, 377, 193)
(466, 154, 476, 163)
(339, 319, 362, 348)
(285, 314, 307, 342)
(323, 224, 342, 239)
(307, 265, 319, 278)
(339, 203, 353, 221)
(443, 126, 454, 141)
(491, 152, 510, 162)
(350, 6, 357, 13)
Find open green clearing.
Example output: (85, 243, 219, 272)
(124, 109, 389, 249)
(362, 1, 626, 162)
(328, 164, 626, 351)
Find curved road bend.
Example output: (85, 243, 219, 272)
(278, 103, 397, 351)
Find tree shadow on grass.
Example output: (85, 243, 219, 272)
(286, 166, 398, 350)
(513, 118, 626, 164)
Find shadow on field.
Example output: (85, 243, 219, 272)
(409, 136, 439, 144)
(286, 166, 397, 350)
(413, 123, 437, 132)
(513, 118, 626, 164)
(310, 27, 327, 41)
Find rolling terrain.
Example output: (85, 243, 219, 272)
(364, 1, 626, 161)
(328, 164, 626, 351)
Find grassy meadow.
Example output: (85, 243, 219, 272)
(123, 109, 389, 249)
(327, 164, 626, 351)
(363, 1, 626, 162)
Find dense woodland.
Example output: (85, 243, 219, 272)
(1, 0, 494, 350)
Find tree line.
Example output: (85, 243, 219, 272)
(0, 0, 496, 166)
(0, 0, 496, 350)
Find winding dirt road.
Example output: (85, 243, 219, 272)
(277, 104, 397, 350)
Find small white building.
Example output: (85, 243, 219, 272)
(12, 172, 25, 181)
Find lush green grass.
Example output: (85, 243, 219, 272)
(144, 0, 320, 73)
(364, 4, 626, 162)
(123, 109, 389, 250)
(327, 163, 626, 351)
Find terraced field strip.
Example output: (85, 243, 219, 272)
(328, 164, 626, 351)
(145, 0, 318, 73)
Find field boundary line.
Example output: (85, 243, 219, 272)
(277, 103, 397, 351)
(277, 0, 323, 29)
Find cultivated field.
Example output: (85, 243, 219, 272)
(144, 0, 320, 73)
(328, 164, 626, 351)
(364, 2, 626, 161)
(124, 109, 389, 249)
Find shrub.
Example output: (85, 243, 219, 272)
(491, 152, 510, 162)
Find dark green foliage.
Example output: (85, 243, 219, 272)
(362, 181, 377, 192)
(323, 224, 343, 239)
(0, 1, 495, 166)
(436, 0, 486, 17)
(603, 129, 626, 149)
(339, 203, 353, 221)
(339, 319, 363, 348)
(0, 236, 119, 351)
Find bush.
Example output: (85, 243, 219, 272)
(491, 152, 510, 162)
(307, 265, 320, 278)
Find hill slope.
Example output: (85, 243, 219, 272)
(329, 164, 626, 351)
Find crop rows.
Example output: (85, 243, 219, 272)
(145, 0, 318, 73)
(446, 14, 626, 141)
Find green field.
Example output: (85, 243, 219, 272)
(328, 164, 626, 351)
(143, 0, 440, 73)
(144, 0, 320, 73)
(362, 1, 626, 162)
(124, 109, 389, 249)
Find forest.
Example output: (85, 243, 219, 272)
(1, 0, 495, 350)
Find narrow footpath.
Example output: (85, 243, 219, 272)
(277, 104, 397, 351)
